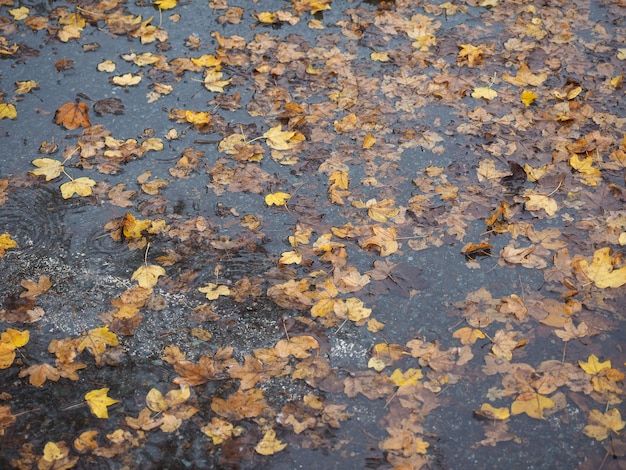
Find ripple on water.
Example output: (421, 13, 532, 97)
(0, 186, 69, 258)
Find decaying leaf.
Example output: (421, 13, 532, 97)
(54, 100, 91, 130)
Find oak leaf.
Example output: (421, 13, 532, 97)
(85, 388, 119, 419)
(54, 100, 91, 130)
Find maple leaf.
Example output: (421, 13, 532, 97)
(211, 388, 268, 420)
(360, 225, 398, 256)
(131, 264, 165, 289)
(18, 363, 61, 387)
(0, 103, 17, 120)
(122, 213, 151, 239)
(583, 409, 625, 441)
(202, 417, 236, 445)
(265, 192, 291, 206)
(198, 283, 230, 300)
(76, 326, 119, 356)
(389, 368, 423, 387)
(490, 330, 519, 361)
(511, 391, 555, 419)
(275, 336, 319, 359)
(60, 177, 97, 199)
(1, 328, 30, 348)
(155, 0, 177, 9)
(569, 154, 601, 186)
(574, 247, 626, 288)
(471, 86, 497, 100)
(228, 355, 265, 390)
(20, 275, 52, 299)
(263, 125, 303, 150)
(554, 321, 589, 342)
(279, 250, 303, 265)
(54, 100, 91, 130)
(203, 70, 232, 93)
(579, 354, 611, 375)
(523, 192, 558, 217)
(521, 90, 537, 106)
(30, 158, 64, 181)
(0, 233, 18, 257)
(452, 327, 485, 345)
(0, 405, 17, 436)
(255, 429, 287, 456)
(85, 388, 119, 419)
(502, 63, 548, 87)
(474, 403, 510, 421)
(111, 73, 142, 87)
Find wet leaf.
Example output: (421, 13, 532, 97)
(511, 391, 555, 419)
(265, 192, 291, 206)
(198, 283, 230, 300)
(255, 429, 287, 456)
(54, 100, 91, 130)
(0, 103, 17, 120)
(30, 158, 64, 181)
(574, 247, 626, 288)
(583, 409, 625, 441)
(60, 177, 97, 199)
(131, 264, 166, 289)
(0, 233, 18, 257)
(85, 388, 120, 419)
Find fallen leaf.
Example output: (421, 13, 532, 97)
(131, 264, 166, 289)
(583, 409, 625, 441)
(60, 177, 97, 199)
(54, 100, 91, 130)
(265, 192, 291, 206)
(0, 103, 17, 120)
(574, 247, 626, 288)
(30, 158, 64, 181)
(255, 429, 287, 455)
(85, 388, 120, 419)
(198, 283, 230, 300)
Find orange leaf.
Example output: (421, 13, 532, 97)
(54, 100, 91, 130)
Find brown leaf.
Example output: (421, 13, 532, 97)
(54, 100, 91, 130)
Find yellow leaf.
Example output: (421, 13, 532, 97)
(279, 250, 302, 265)
(15, 80, 38, 94)
(370, 52, 390, 62)
(265, 192, 291, 206)
(0, 103, 17, 120)
(97, 60, 116, 72)
(344, 298, 371, 322)
(9, 7, 29, 21)
(131, 264, 166, 289)
(523, 164, 549, 182)
(202, 417, 235, 444)
(0, 233, 18, 256)
(85, 388, 120, 419)
(185, 110, 211, 125)
(389, 368, 423, 387)
(502, 63, 548, 87)
(60, 177, 96, 199)
(42, 441, 66, 462)
(203, 70, 232, 93)
(255, 429, 287, 455)
(511, 392, 554, 419)
(328, 170, 349, 190)
(576, 247, 626, 288)
(476, 403, 510, 421)
(521, 90, 537, 106)
(191, 54, 221, 67)
(76, 326, 119, 356)
(155, 0, 177, 10)
(579, 354, 611, 375)
(263, 125, 301, 150)
(452, 327, 485, 345)
(146, 388, 168, 412)
(122, 212, 152, 239)
(30, 158, 64, 181)
(111, 73, 142, 87)
(584, 409, 625, 441)
(198, 283, 230, 300)
(1, 328, 30, 348)
(524, 193, 558, 216)
(471, 87, 497, 100)
(569, 154, 601, 186)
